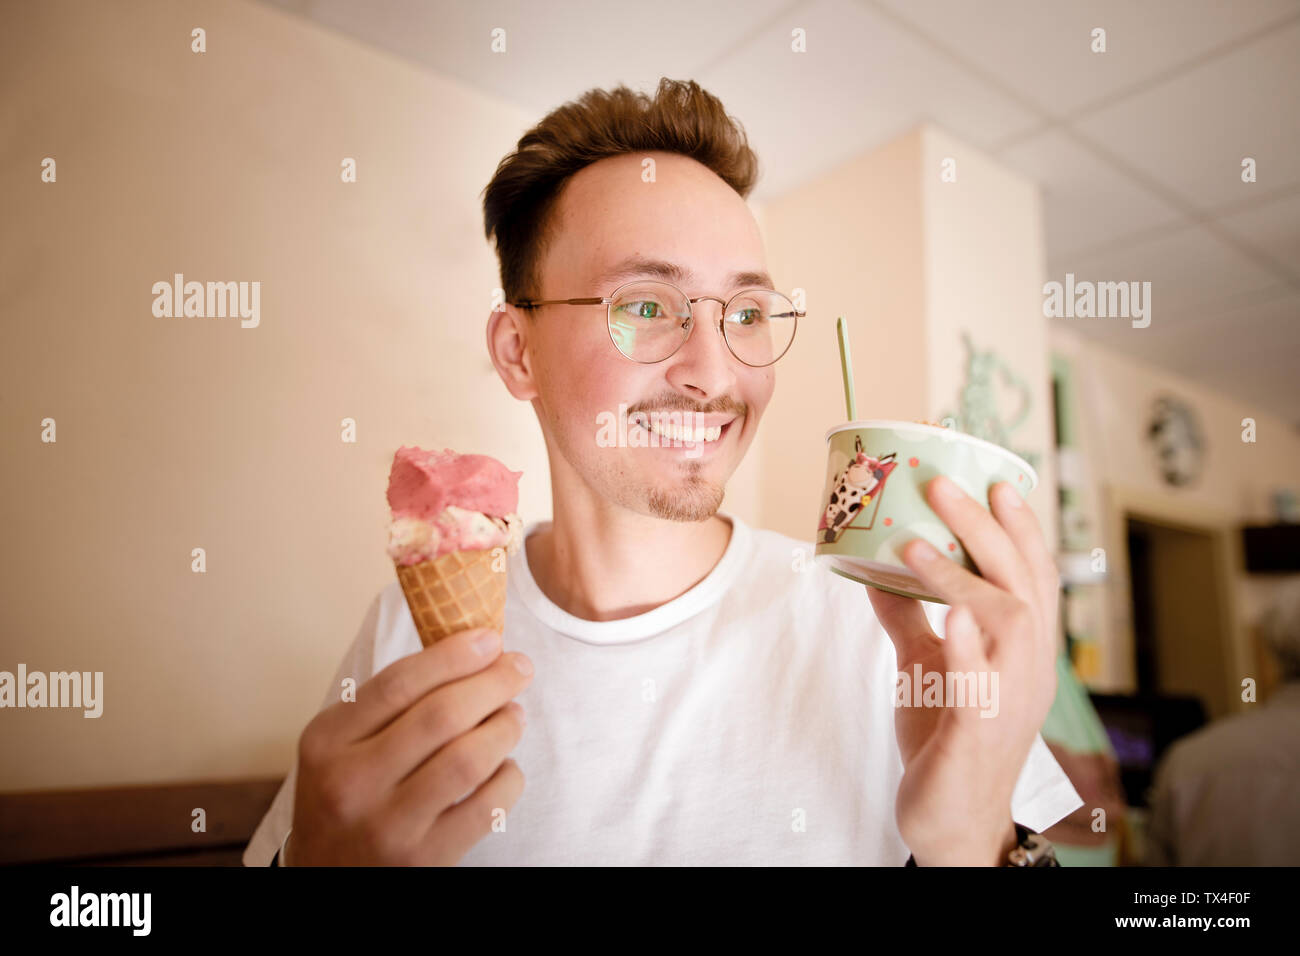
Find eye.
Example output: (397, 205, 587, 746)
(615, 300, 667, 322)
(727, 307, 763, 327)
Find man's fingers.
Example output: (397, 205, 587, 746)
(866, 586, 941, 667)
(317, 628, 504, 743)
(900, 537, 1000, 609)
(988, 480, 1061, 653)
(925, 476, 1036, 606)
(935, 604, 991, 730)
(387, 702, 527, 845)
(419, 757, 526, 866)
(357, 652, 533, 793)
(899, 537, 1031, 666)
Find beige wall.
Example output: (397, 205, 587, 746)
(0, 0, 560, 790)
(920, 126, 1058, 556)
(757, 129, 929, 539)
(1052, 324, 1300, 698)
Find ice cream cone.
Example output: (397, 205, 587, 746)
(395, 547, 506, 647)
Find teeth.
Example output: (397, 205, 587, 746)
(631, 416, 727, 443)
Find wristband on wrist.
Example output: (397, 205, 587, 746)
(904, 823, 1058, 866)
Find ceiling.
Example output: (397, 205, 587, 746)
(260, 0, 1300, 426)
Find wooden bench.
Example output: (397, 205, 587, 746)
(0, 777, 283, 866)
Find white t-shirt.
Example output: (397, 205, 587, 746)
(244, 512, 1082, 866)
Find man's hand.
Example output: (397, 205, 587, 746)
(285, 627, 533, 865)
(867, 475, 1060, 865)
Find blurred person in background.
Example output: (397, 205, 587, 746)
(1040, 653, 1129, 866)
(1145, 580, 1300, 865)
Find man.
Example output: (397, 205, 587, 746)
(1146, 582, 1300, 865)
(244, 78, 1080, 866)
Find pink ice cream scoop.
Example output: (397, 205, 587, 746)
(385, 446, 523, 566)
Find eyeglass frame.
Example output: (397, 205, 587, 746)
(508, 278, 804, 367)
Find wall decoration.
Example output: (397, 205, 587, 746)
(1147, 394, 1205, 487)
(939, 330, 1040, 471)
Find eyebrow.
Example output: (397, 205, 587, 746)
(592, 256, 775, 293)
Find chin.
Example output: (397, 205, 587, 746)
(644, 475, 726, 522)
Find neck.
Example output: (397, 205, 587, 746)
(526, 498, 733, 622)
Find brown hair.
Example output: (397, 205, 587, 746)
(481, 78, 760, 305)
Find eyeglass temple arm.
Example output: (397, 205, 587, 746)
(510, 297, 608, 309)
(511, 296, 805, 316)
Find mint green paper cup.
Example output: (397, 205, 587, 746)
(814, 420, 1037, 604)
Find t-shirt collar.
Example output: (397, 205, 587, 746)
(508, 512, 751, 645)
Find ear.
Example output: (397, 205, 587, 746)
(487, 307, 538, 401)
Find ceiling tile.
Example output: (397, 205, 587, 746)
(1216, 189, 1300, 282)
(1185, 293, 1300, 422)
(1048, 223, 1283, 326)
(695, 0, 1039, 200)
(1000, 128, 1187, 259)
(872, 0, 1300, 118)
(260, 0, 795, 114)
(1073, 17, 1300, 210)
(1063, 288, 1300, 422)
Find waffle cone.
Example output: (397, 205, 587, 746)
(394, 548, 507, 647)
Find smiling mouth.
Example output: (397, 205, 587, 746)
(628, 413, 736, 444)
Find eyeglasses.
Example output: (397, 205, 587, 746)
(510, 279, 802, 367)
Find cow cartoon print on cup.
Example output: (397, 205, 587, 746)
(818, 435, 899, 544)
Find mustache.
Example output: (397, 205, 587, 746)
(625, 395, 746, 418)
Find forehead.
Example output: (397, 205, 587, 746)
(545, 151, 768, 291)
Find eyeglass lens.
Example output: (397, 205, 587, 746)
(607, 281, 796, 366)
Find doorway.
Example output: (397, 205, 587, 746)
(1125, 515, 1232, 720)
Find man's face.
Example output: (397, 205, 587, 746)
(523, 151, 776, 522)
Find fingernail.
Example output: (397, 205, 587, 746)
(1000, 482, 1023, 507)
(472, 629, 500, 656)
(932, 475, 959, 498)
(512, 653, 534, 676)
(908, 539, 939, 563)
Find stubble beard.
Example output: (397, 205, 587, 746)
(645, 461, 725, 522)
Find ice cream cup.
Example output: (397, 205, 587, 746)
(814, 419, 1037, 604)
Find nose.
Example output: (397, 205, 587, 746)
(664, 297, 737, 400)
